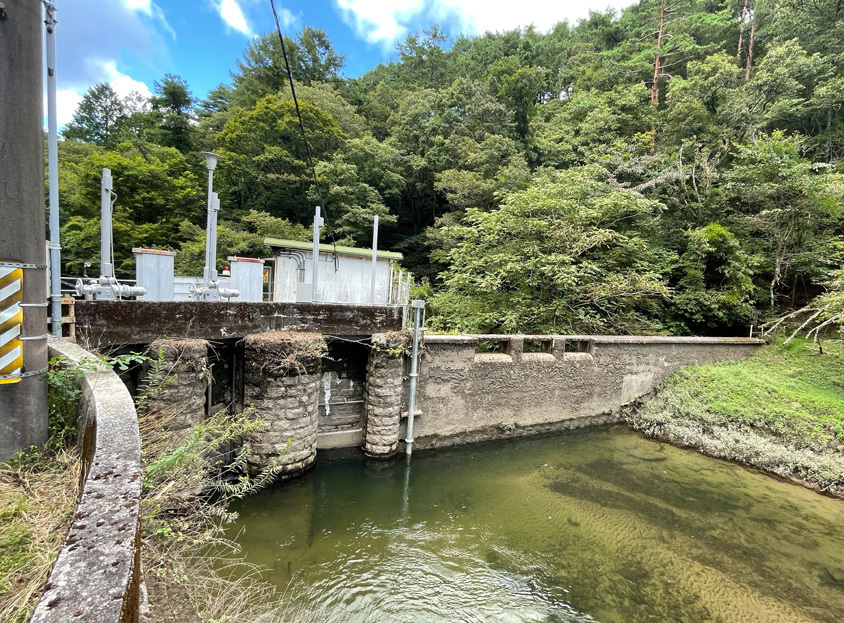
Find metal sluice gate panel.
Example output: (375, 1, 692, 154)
(0, 266, 24, 384)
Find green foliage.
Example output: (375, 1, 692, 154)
(55, 6, 844, 336)
(151, 74, 196, 153)
(725, 132, 840, 307)
(58, 143, 204, 276)
(62, 83, 126, 148)
(45, 353, 147, 446)
(44, 356, 84, 444)
(431, 167, 670, 334)
(673, 223, 756, 331)
(174, 209, 309, 275)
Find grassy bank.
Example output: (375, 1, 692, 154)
(626, 339, 844, 497)
(0, 448, 81, 623)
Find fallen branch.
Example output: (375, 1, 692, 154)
(784, 308, 825, 344)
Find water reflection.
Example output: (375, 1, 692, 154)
(229, 426, 844, 623)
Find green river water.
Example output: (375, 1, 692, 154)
(228, 426, 844, 623)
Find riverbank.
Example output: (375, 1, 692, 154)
(625, 339, 844, 498)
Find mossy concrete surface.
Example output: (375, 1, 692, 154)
(627, 340, 844, 496)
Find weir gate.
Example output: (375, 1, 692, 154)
(75, 300, 762, 477)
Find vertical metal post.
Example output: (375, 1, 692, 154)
(209, 193, 219, 281)
(405, 299, 425, 457)
(203, 167, 214, 283)
(100, 168, 114, 278)
(44, 2, 61, 337)
(199, 152, 220, 287)
(0, 0, 49, 461)
(370, 214, 379, 304)
(311, 206, 323, 302)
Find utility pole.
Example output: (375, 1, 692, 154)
(0, 0, 49, 461)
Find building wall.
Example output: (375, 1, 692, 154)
(273, 252, 395, 304)
(408, 335, 762, 448)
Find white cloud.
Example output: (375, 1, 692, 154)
(218, 0, 253, 36)
(123, 0, 176, 39)
(336, 0, 424, 44)
(56, 90, 84, 127)
(124, 0, 152, 12)
(94, 60, 154, 100)
(336, 0, 638, 46)
(274, 5, 298, 30)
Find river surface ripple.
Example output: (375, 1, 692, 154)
(229, 426, 844, 623)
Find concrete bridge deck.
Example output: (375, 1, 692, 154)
(74, 300, 404, 345)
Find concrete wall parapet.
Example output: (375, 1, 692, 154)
(32, 339, 143, 623)
(410, 333, 763, 448)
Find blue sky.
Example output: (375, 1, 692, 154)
(51, 0, 637, 127)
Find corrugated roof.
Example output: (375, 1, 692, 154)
(262, 237, 403, 261)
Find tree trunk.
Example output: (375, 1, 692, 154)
(650, 0, 666, 153)
(737, 0, 748, 61)
(827, 106, 835, 163)
(745, 23, 756, 81)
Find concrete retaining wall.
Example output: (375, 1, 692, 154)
(409, 335, 762, 449)
(32, 340, 142, 623)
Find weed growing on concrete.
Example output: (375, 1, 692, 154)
(138, 358, 307, 622)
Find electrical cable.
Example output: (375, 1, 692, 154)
(268, 0, 339, 270)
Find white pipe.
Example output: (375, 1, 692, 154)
(100, 168, 113, 278)
(388, 263, 394, 304)
(370, 214, 379, 304)
(209, 192, 219, 281)
(44, 2, 61, 336)
(203, 167, 214, 282)
(312, 205, 323, 302)
(405, 299, 425, 457)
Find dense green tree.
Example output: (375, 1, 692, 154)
(725, 132, 840, 308)
(58, 144, 204, 276)
(62, 83, 126, 148)
(672, 223, 756, 332)
(151, 74, 196, 153)
(53, 8, 844, 336)
(431, 167, 670, 334)
(231, 29, 344, 107)
(216, 95, 346, 221)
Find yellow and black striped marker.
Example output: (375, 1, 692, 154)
(0, 266, 24, 385)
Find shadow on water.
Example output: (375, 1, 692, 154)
(228, 426, 844, 623)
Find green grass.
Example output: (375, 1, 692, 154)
(640, 339, 844, 452)
(0, 447, 80, 623)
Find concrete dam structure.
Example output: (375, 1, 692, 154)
(76, 300, 762, 477)
(31, 300, 762, 623)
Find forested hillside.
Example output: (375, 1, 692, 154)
(56, 0, 844, 336)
